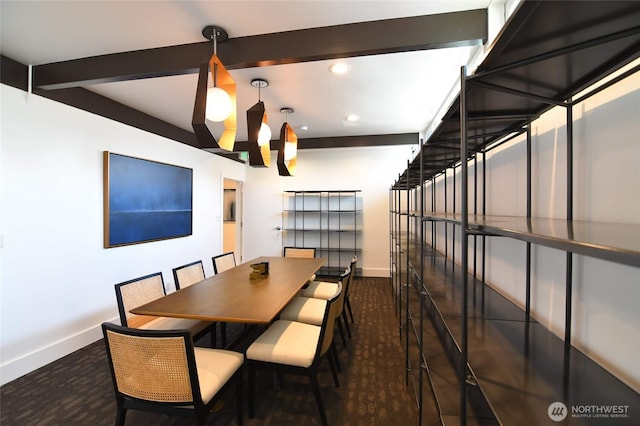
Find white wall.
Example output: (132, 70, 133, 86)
(0, 82, 415, 385)
(0, 84, 245, 385)
(421, 64, 640, 392)
(242, 145, 415, 276)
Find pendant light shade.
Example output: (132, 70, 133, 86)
(277, 107, 297, 176)
(205, 87, 233, 122)
(258, 119, 272, 146)
(246, 79, 271, 167)
(284, 141, 296, 161)
(192, 25, 237, 151)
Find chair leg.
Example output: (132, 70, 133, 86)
(331, 343, 341, 372)
(346, 296, 355, 323)
(337, 317, 347, 348)
(221, 323, 227, 347)
(248, 363, 256, 419)
(115, 400, 126, 426)
(309, 372, 328, 426)
(326, 348, 340, 387)
(272, 371, 282, 391)
(236, 370, 244, 426)
(210, 325, 217, 348)
(342, 310, 352, 338)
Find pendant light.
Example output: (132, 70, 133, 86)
(277, 107, 297, 176)
(192, 25, 237, 151)
(246, 79, 272, 167)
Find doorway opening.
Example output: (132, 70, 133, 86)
(222, 178, 242, 263)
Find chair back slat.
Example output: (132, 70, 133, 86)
(115, 273, 166, 327)
(334, 268, 351, 317)
(284, 247, 316, 258)
(318, 281, 343, 358)
(104, 328, 194, 403)
(346, 256, 357, 295)
(173, 261, 205, 290)
(212, 252, 236, 274)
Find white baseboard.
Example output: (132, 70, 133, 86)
(0, 317, 118, 386)
(360, 267, 390, 278)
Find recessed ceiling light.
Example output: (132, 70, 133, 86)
(300, 125, 309, 131)
(329, 63, 350, 74)
(345, 114, 359, 122)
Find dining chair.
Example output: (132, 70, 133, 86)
(246, 282, 342, 426)
(212, 251, 236, 274)
(211, 252, 238, 344)
(172, 260, 223, 347)
(114, 272, 212, 343)
(284, 247, 317, 281)
(283, 246, 316, 258)
(344, 256, 357, 323)
(172, 260, 205, 290)
(279, 267, 351, 348)
(302, 256, 356, 296)
(101, 322, 244, 426)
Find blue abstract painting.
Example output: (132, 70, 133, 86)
(104, 152, 193, 247)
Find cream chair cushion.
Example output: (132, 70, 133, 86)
(137, 316, 211, 335)
(300, 280, 338, 300)
(246, 320, 321, 368)
(194, 348, 244, 403)
(278, 297, 326, 325)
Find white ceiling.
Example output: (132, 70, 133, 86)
(0, 0, 496, 144)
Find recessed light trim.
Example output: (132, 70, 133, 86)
(329, 63, 350, 74)
(346, 114, 359, 122)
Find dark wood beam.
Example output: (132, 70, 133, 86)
(33, 9, 487, 90)
(297, 133, 419, 149)
(34, 86, 200, 148)
(3, 53, 417, 153)
(230, 132, 419, 152)
(1, 55, 28, 91)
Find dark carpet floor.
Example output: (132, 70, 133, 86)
(1, 277, 422, 425)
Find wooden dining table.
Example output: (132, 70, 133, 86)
(131, 256, 326, 324)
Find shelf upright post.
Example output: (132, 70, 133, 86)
(338, 191, 342, 272)
(564, 99, 575, 401)
(294, 192, 299, 248)
(459, 65, 469, 425)
(432, 176, 436, 252)
(405, 160, 411, 387)
(526, 124, 532, 325)
(419, 139, 425, 425)
(397, 176, 402, 319)
(473, 155, 478, 282)
(390, 187, 393, 293)
(565, 98, 574, 347)
(353, 190, 357, 271)
(452, 164, 456, 270)
(481, 151, 486, 307)
(444, 170, 448, 259)
(525, 124, 533, 355)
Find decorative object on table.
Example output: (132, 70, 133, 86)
(249, 261, 269, 280)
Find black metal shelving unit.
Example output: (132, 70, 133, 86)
(390, 1, 640, 424)
(283, 190, 362, 276)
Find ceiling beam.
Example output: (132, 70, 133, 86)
(230, 133, 419, 152)
(33, 9, 487, 90)
(39, 85, 417, 152)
